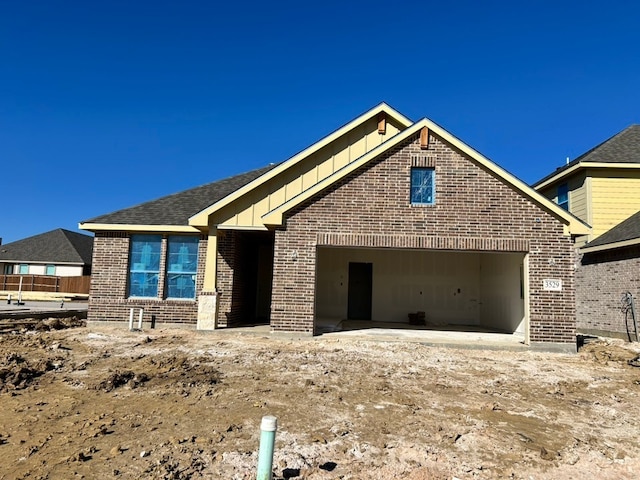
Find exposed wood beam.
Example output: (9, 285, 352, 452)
(420, 126, 430, 149)
(377, 112, 386, 134)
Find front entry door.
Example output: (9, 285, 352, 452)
(347, 262, 372, 320)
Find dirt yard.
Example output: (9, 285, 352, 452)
(1, 319, 639, 480)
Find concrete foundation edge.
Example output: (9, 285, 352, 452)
(578, 328, 639, 342)
(529, 341, 577, 354)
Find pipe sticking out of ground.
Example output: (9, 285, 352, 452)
(257, 415, 277, 480)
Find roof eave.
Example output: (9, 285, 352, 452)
(79, 223, 202, 233)
(534, 162, 640, 190)
(581, 237, 640, 254)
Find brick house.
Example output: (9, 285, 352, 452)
(577, 211, 640, 340)
(80, 104, 588, 351)
(534, 125, 640, 340)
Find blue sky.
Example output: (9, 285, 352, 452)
(1, 0, 639, 244)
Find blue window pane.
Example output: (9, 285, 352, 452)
(166, 273, 196, 299)
(411, 168, 435, 205)
(129, 272, 160, 298)
(166, 236, 198, 298)
(129, 235, 161, 298)
(19, 264, 28, 274)
(557, 184, 569, 210)
(45, 265, 56, 275)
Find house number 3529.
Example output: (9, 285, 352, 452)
(543, 279, 562, 291)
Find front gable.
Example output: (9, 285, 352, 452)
(188, 103, 412, 230)
(283, 129, 573, 244)
(263, 119, 589, 236)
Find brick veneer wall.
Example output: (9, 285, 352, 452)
(270, 132, 577, 344)
(88, 232, 207, 327)
(577, 245, 640, 339)
(216, 230, 249, 327)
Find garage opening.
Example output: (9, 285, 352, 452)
(316, 247, 526, 337)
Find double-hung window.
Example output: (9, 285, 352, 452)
(129, 235, 162, 298)
(166, 236, 198, 299)
(410, 167, 435, 205)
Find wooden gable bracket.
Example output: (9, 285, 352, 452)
(377, 112, 386, 134)
(420, 126, 430, 149)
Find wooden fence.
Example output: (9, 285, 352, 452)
(0, 275, 91, 294)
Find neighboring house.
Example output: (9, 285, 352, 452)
(534, 125, 640, 340)
(0, 228, 93, 276)
(577, 211, 640, 340)
(533, 125, 640, 247)
(80, 103, 589, 351)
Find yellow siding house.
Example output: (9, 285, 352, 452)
(533, 125, 640, 247)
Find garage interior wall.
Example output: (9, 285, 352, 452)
(316, 247, 525, 333)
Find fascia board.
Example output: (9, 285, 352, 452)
(581, 237, 640, 254)
(0, 260, 84, 266)
(78, 223, 201, 233)
(188, 103, 413, 227)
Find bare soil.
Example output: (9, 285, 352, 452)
(1, 321, 639, 479)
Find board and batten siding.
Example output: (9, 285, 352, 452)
(212, 117, 405, 229)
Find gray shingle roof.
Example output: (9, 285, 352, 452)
(83, 164, 279, 226)
(585, 210, 640, 248)
(534, 125, 640, 187)
(0, 229, 93, 265)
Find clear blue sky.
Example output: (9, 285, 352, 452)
(1, 0, 639, 244)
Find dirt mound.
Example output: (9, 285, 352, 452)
(0, 315, 86, 334)
(35, 316, 86, 331)
(0, 352, 54, 392)
(91, 354, 220, 395)
(145, 354, 220, 388)
(580, 339, 639, 364)
(96, 370, 150, 392)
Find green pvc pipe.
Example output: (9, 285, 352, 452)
(257, 415, 277, 480)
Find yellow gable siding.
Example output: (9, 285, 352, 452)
(562, 172, 589, 226)
(590, 171, 640, 240)
(214, 117, 404, 229)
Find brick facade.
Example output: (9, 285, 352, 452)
(88, 232, 206, 327)
(216, 230, 245, 327)
(577, 245, 640, 339)
(270, 132, 577, 344)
